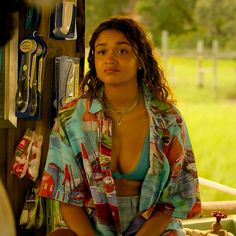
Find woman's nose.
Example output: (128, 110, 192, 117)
(105, 50, 117, 64)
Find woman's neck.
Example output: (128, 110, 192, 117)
(103, 83, 140, 110)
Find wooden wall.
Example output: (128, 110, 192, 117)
(0, 1, 85, 235)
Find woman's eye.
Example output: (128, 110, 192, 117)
(118, 49, 128, 54)
(97, 50, 106, 55)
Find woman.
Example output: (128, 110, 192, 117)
(39, 17, 201, 236)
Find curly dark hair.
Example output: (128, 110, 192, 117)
(80, 17, 174, 104)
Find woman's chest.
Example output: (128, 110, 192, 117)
(111, 113, 149, 174)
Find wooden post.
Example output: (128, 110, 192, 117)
(170, 65, 175, 84)
(161, 30, 168, 69)
(234, 68, 236, 86)
(212, 40, 219, 89)
(197, 40, 204, 88)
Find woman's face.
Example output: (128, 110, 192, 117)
(94, 29, 140, 87)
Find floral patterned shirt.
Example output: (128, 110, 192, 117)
(39, 89, 201, 235)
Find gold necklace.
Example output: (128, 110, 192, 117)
(103, 94, 141, 125)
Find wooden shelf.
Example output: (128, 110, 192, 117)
(0, 17, 18, 128)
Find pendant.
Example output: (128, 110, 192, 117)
(116, 119, 122, 126)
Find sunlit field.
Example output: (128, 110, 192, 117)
(167, 56, 236, 201)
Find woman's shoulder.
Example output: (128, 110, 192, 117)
(167, 104, 182, 116)
(164, 104, 187, 128)
(150, 96, 181, 117)
(149, 96, 184, 125)
(57, 97, 88, 124)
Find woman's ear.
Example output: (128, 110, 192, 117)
(137, 60, 143, 70)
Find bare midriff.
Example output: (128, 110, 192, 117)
(114, 179, 142, 196)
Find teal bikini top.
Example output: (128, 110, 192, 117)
(112, 132, 150, 181)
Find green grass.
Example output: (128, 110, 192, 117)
(167, 56, 236, 201)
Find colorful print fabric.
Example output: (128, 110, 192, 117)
(39, 90, 201, 235)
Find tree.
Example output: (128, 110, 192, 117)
(85, 0, 131, 46)
(194, 0, 236, 49)
(84, 0, 236, 50)
(136, 0, 196, 46)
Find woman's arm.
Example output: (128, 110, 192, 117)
(136, 210, 172, 236)
(60, 202, 96, 236)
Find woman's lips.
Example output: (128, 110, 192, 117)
(104, 68, 120, 72)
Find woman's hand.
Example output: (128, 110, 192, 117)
(135, 210, 173, 236)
